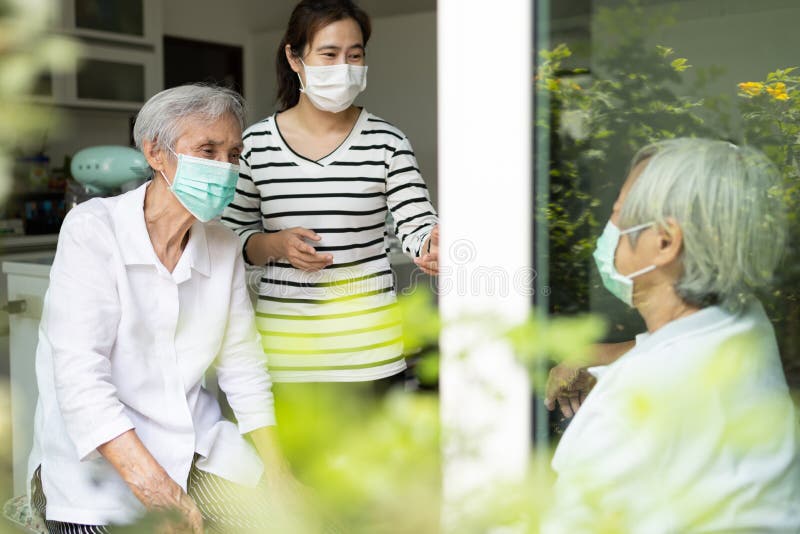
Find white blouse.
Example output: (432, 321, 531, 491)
(545, 301, 800, 533)
(27, 183, 275, 526)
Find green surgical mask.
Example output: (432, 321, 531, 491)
(593, 221, 656, 307)
(160, 148, 238, 222)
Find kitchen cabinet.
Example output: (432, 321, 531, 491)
(63, 42, 161, 111)
(33, 0, 164, 111)
(61, 0, 161, 47)
(2, 259, 52, 497)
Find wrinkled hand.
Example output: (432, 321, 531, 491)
(413, 225, 439, 276)
(131, 470, 203, 534)
(544, 363, 597, 418)
(278, 227, 333, 272)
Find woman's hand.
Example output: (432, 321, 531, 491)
(544, 341, 636, 418)
(139, 472, 204, 534)
(275, 227, 333, 271)
(414, 225, 439, 275)
(248, 228, 333, 271)
(97, 430, 203, 534)
(544, 363, 597, 418)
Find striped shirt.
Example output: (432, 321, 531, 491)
(222, 109, 438, 382)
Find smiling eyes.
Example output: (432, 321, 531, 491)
(320, 50, 364, 62)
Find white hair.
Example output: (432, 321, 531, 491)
(620, 138, 787, 310)
(133, 84, 245, 155)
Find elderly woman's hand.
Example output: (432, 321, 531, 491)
(544, 341, 636, 417)
(97, 430, 204, 533)
(141, 474, 204, 534)
(544, 363, 597, 418)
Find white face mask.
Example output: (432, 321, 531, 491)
(298, 59, 368, 113)
(593, 221, 657, 307)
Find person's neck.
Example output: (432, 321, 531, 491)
(291, 97, 359, 135)
(143, 180, 195, 267)
(636, 282, 701, 333)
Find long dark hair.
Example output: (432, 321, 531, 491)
(276, 0, 371, 111)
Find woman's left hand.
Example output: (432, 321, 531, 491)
(414, 225, 439, 276)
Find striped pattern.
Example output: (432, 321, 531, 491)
(32, 466, 110, 533)
(222, 110, 437, 382)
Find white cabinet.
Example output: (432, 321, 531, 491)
(64, 42, 161, 111)
(3, 259, 52, 496)
(61, 0, 161, 47)
(36, 0, 164, 111)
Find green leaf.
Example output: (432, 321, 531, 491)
(656, 45, 674, 58)
(670, 58, 691, 72)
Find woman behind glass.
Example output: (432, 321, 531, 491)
(544, 139, 800, 532)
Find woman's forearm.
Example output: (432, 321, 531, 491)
(591, 341, 636, 366)
(245, 233, 282, 266)
(97, 429, 185, 510)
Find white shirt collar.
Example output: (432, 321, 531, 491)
(112, 182, 211, 281)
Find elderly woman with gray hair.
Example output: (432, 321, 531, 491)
(27, 84, 300, 533)
(544, 138, 800, 532)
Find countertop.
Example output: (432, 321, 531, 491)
(2, 256, 55, 278)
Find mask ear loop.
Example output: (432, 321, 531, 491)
(296, 56, 308, 92)
(620, 221, 658, 280)
(620, 221, 655, 235)
(159, 146, 180, 188)
(627, 264, 657, 279)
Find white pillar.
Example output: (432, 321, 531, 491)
(438, 0, 533, 530)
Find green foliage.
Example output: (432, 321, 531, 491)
(538, 1, 711, 316)
(737, 67, 800, 384)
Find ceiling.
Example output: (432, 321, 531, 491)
(242, 0, 436, 32)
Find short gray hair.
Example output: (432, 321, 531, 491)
(133, 84, 245, 153)
(620, 138, 787, 310)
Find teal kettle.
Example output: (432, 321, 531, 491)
(70, 145, 151, 193)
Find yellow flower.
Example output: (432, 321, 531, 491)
(766, 82, 790, 101)
(738, 81, 764, 96)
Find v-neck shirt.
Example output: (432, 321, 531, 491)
(222, 109, 438, 382)
(273, 108, 363, 166)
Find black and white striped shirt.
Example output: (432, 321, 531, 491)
(222, 109, 438, 382)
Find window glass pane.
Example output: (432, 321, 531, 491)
(539, 0, 800, 528)
(76, 60, 144, 102)
(541, 0, 800, 424)
(75, 0, 144, 37)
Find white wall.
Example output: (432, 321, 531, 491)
(45, 109, 133, 169)
(248, 11, 439, 207)
(358, 11, 437, 207)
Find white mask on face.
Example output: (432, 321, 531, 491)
(593, 220, 657, 307)
(298, 59, 368, 113)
